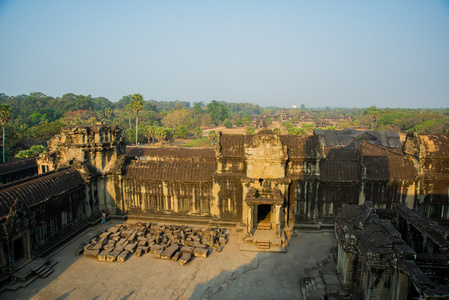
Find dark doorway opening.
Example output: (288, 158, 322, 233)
(13, 235, 27, 262)
(257, 205, 272, 230)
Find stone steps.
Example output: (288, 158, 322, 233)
(256, 239, 270, 249)
(33, 265, 53, 278)
(257, 222, 272, 230)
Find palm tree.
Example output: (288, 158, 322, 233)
(105, 107, 112, 122)
(130, 94, 144, 145)
(0, 104, 11, 163)
(125, 104, 133, 130)
(145, 125, 156, 145)
(155, 127, 167, 146)
(208, 130, 217, 146)
(194, 127, 203, 147)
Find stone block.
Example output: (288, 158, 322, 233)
(135, 249, 143, 257)
(108, 226, 120, 234)
(161, 244, 179, 260)
(121, 230, 133, 238)
(219, 237, 228, 245)
(125, 242, 137, 253)
(98, 249, 111, 262)
(76, 242, 87, 256)
(137, 246, 149, 254)
(179, 253, 192, 266)
(107, 250, 121, 262)
(84, 248, 101, 258)
(180, 246, 194, 254)
(154, 249, 163, 258)
(91, 243, 103, 251)
(192, 243, 207, 249)
(100, 232, 112, 239)
(171, 252, 181, 261)
(115, 245, 125, 252)
(193, 248, 208, 258)
(117, 251, 129, 262)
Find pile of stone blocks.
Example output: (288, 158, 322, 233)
(83, 222, 228, 266)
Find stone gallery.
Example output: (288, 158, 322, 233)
(0, 124, 448, 298)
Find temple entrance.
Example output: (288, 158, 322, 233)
(13, 234, 28, 265)
(257, 204, 272, 230)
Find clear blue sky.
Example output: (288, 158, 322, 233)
(0, 0, 448, 108)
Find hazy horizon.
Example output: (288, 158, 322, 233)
(1, 1, 448, 109)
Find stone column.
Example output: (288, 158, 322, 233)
(247, 205, 253, 236)
(211, 180, 221, 219)
(275, 205, 281, 237)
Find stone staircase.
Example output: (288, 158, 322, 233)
(257, 221, 271, 230)
(256, 239, 270, 249)
(3, 258, 57, 292)
(33, 264, 54, 278)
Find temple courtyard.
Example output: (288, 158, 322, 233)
(1, 221, 336, 300)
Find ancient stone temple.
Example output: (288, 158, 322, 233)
(336, 201, 449, 299)
(0, 124, 448, 285)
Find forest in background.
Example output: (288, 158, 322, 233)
(0, 92, 448, 162)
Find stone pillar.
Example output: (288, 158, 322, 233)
(141, 185, 147, 211)
(275, 205, 281, 237)
(395, 271, 409, 300)
(211, 180, 221, 218)
(247, 205, 254, 236)
(359, 183, 365, 205)
(404, 183, 415, 209)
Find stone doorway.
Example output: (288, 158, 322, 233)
(257, 205, 272, 230)
(13, 234, 28, 265)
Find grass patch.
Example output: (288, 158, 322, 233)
(185, 137, 211, 147)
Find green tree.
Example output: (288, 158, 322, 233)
(223, 119, 233, 128)
(144, 125, 156, 145)
(131, 93, 144, 145)
(0, 104, 11, 162)
(125, 104, 133, 130)
(155, 127, 168, 146)
(15, 144, 48, 159)
(242, 114, 251, 126)
(288, 127, 306, 135)
(105, 107, 112, 121)
(266, 117, 272, 126)
(176, 125, 188, 139)
(273, 127, 281, 135)
(208, 130, 217, 146)
(301, 123, 316, 132)
(246, 126, 256, 135)
(194, 127, 203, 146)
(234, 117, 243, 127)
(206, 100, 229, 126)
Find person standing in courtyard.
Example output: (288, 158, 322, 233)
(101, 212, 106, 224)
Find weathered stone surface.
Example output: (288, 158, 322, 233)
(98, 250, 111, 262)
(84, 248, 100, 258)
(192, 243, 207, 249)
(117, 251, 129, 262)
(171, 252, 181, 261)
(161, 244, 179, 260)
(180, 246, 194, 254)
(107, 250, 121, 262)
(193, 248, 208, 258)
(154, 249, 163, 258)
(179, 253, 192, 266)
